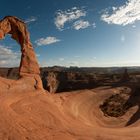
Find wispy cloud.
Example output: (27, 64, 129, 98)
(101, 0, 140, 26)
(35, 37, 60, 46)
(73, 20, 91, 30)
(69, 61, 79, 66)
(75, 55, 80, 58)
(25, 16, 37, 24)
(36, 54, 40, 57)
(59, 58, 65, 61)
(55, 7, 86, 30)
(0, 45, 20, 67)
(121, 35, 125, 42)
(92, 23, 96, 28)
(132, 25, 136, 28)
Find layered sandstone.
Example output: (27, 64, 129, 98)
(0, 16, 43, 92)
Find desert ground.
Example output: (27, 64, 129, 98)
(0, 82, 140, 140)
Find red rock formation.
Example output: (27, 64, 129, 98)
(0, 16, 43, 91)
(46, 72, 59, 93)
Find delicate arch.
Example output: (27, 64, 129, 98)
(0, 16, 40, 76)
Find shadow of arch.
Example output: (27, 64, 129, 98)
(125, 87, 140, 126)
(0, 16, 43, 92)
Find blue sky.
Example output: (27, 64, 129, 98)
(0, 0, 140, 67)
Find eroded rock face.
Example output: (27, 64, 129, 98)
(0, 16, 43, 92)
(0, 16, 40, 75)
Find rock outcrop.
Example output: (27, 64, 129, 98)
(121, 68, 130, 82)
(46, 72, 59, 93)
(0, 16, 43, 93)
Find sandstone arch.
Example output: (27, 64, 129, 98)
(0, 16, 43, 92)
(0, 16, 40, 75)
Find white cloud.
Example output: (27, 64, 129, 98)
(25, 16, 37, 24)
(101, 0, 140, 26)
(0, 45, 20, 67)
(73, 20, 91, 30)
(35, 37, 60, 46)
(55, 7, 86, 30)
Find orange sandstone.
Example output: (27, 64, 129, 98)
(0, 16, 43, 92)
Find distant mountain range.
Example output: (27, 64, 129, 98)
(0, 66, 140, 80)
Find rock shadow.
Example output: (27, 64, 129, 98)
(125, 87, 140, 126)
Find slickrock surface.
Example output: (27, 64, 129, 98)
(0, 87, 139, 140)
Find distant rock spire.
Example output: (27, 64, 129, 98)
(121, 68, 130, 82)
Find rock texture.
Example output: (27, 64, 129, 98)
(0, 16, 43, 92)
(0, 87, 139, 140)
